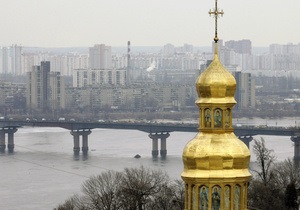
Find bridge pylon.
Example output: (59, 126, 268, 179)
(0, 129, 5, 152)
(238, 136, 253, 148)
(71, 129, 92, 155)
(291, 136, 300, 161)
(149, 132, 170, 158)
(0, 127, 18, 153)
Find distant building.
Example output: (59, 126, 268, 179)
(89, 44, 112, 69)
(162, 43, 175, 56)
(0, 47, 10, 74)
(26, 61, 65, 111)
(72, 69, 126, 87)
(10, 44, 23, 75)
(0, 81, 26, 115)
(0, 45, 23, 75)
(72, 44, 126, 87)
(225, 39, 252, 54)
(49, 71, 65, 110)
(65, 83, 196, 112)
(232, 71, 255, 109)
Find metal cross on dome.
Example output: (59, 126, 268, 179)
(209, 0, 224, 43)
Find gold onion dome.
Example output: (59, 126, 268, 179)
(182, 44, 251, 179)
(196, 45, 236, 104)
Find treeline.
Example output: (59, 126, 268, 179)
(54, 138, 300, 210)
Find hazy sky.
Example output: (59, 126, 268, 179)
(0, 0, 299, 47)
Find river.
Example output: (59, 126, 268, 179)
(0, 117, 296, 210)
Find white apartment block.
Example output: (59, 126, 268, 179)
(10, 45, 23, 75)
(0, 45, 22, 75)
(112, 54, 128, 69)
(73, 69, 126, 87)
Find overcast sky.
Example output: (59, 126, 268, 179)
(0, 0, 299, 47)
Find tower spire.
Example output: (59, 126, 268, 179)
(209, 0, 224, 43)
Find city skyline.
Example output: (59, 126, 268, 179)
(0, 0, 299, 48)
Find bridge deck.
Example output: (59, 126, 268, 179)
(0, 120, 298, 137)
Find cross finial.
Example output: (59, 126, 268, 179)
(209, 0, 224, 43)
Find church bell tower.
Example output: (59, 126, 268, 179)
(181, 1, 251, 209)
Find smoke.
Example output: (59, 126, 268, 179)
(146, 61, 156, 72)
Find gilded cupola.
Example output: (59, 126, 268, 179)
(181, 1, 251, 209)
(196, 44, 236, 104)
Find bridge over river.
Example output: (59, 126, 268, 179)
(0, 120, 300, 160)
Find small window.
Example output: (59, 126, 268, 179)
(204, 108, 211, 128)
(214, 109, 222, 128)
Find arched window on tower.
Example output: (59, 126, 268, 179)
(212, 185, 221, 210)
(224, 185, 231, 210)
(204, 108, 211, 128)
(234, 185, 241, 210)
(199, 185, 208, 210)
(214, 109, 222, 128)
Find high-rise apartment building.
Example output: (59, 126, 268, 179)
(89, 44, 112, 69)
(10, 44, 23, 75)
(1, 47, 11, 74)
(0, 45, 23, 75)
(232, 71, 255, 109)
(26, 61, 65, 111)
(40, 61, 50, 109)
(49, 72, 65, 110)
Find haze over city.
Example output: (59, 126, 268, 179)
(0, 0, 299, 47)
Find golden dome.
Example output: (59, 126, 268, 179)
(196, 46, 236, 105)
(182, 132, 251, 178)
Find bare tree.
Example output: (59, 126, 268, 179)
(273, 158, 300, 190)
(80, 170, 123, 210)
(118, 166, 169, 210)
(251, 137, 276, 186)
(54, 196, 77, 210)
(149, 179, 184, 210)
(55, 170, 123, 210)
(170, 179, 185, 210)
(54, 166, 185, 210)
(248, 137, 285, 210)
